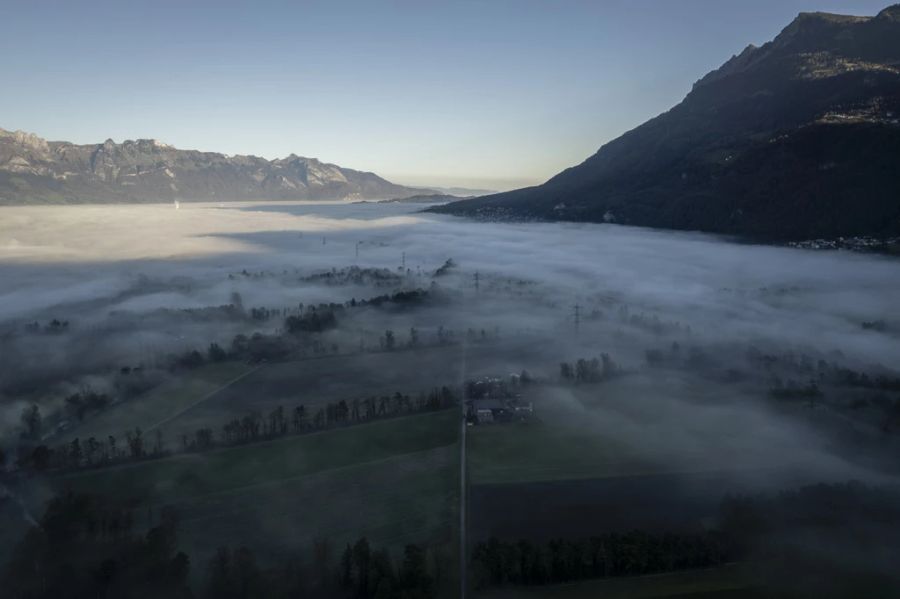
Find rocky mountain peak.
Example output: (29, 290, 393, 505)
(0, 128, 429, 203)
(877, 4, 900, 21)
(0, 128, 50, 153)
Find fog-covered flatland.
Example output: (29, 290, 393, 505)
(2, 200, 900, 595)
(3, 199, 900, 476)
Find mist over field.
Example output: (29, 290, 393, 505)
(2, 200, 899, 451)
(7, 1, 900, 597)
(2, 200, 900, 598)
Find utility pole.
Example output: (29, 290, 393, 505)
(355, 241, 361, 259)
(573, 303, 581, 333)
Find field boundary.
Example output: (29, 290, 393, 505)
(144, 364, 263, 433)
(56, 408, 457, 479)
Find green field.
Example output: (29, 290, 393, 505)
(56, 409, 458, 499)
(51, 410, 461, 565)
(475, 565, 755, 599)
(468, 420, 654, 485)
(56, 360, 255, 444)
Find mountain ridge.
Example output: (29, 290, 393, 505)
(432, 4, 900, 241)
(0, 128, 429, 204)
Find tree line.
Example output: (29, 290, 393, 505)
(189, 386, 458, 452)
(18, 387, 458, 472)
(559, 354, 618, 384)
(473, 481, 900, 591)
(3, 491, 444, 599)
(471, 531, 730, 588)
(18, 425, 166, 472)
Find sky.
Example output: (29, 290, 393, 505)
(0, 0, 891, 190)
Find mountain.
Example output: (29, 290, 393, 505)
(0, 129, 428, 204)
(433, 5, 900, 241)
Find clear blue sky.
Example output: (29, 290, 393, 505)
(0, 0, 890, 190)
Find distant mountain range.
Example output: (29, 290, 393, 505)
(430, 186, 496, 197)
(0, 129, 428, 204)
(379, 193, 471, 204)
(433, 5, 900, 241)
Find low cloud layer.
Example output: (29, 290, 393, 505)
(1, 201, 899, 480)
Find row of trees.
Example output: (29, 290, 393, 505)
(4, 492, 192, 599)
(301, 265, 404, 287)
(190, 387, 458, 452)
(768, 379, 823, 403)
(746, 347, 900, 392)
(19, 387, 458, 472)
(19, 426, 166, 471)
(22, 318, 71, 334)
(285, 305, 342, 334)
(16, 379, 152, 446)
(471, 531, 730, 588)
(178, 292, 449, 368)
(473, 482, 900, 591)
(336, 538, 439, 599)
(3, 491, 444, 599)
(559, 354, 618, 384)
(614, 305, 691, 337)
(64, 388, 112, 423)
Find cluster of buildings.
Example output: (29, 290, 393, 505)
(465, 375, 534, 425)
(787, 236, 900, 252)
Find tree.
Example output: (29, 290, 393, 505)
(20, 404, 42, 440)
(208, 342, 227, 362)
(195, 428, 214, 450)
(409, 327, 419, 347)
(125, 428, 144, 459)
(370, 548, 397, 599)
(85, 437, 100, 465)
(69, 438, 83, 467)
(382, 330, 396, 351)
(353, 537, 371, 598)
(399, 544, 432, 598)
(340, 544, 354, 589)
(232, 546, 263, 599)
(311, 537, 334, 594)
(29, 445, 51, 470)
(292, 405, 307, 432)
(230, 291, 244, 312)
(207, 547, 233, 599)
